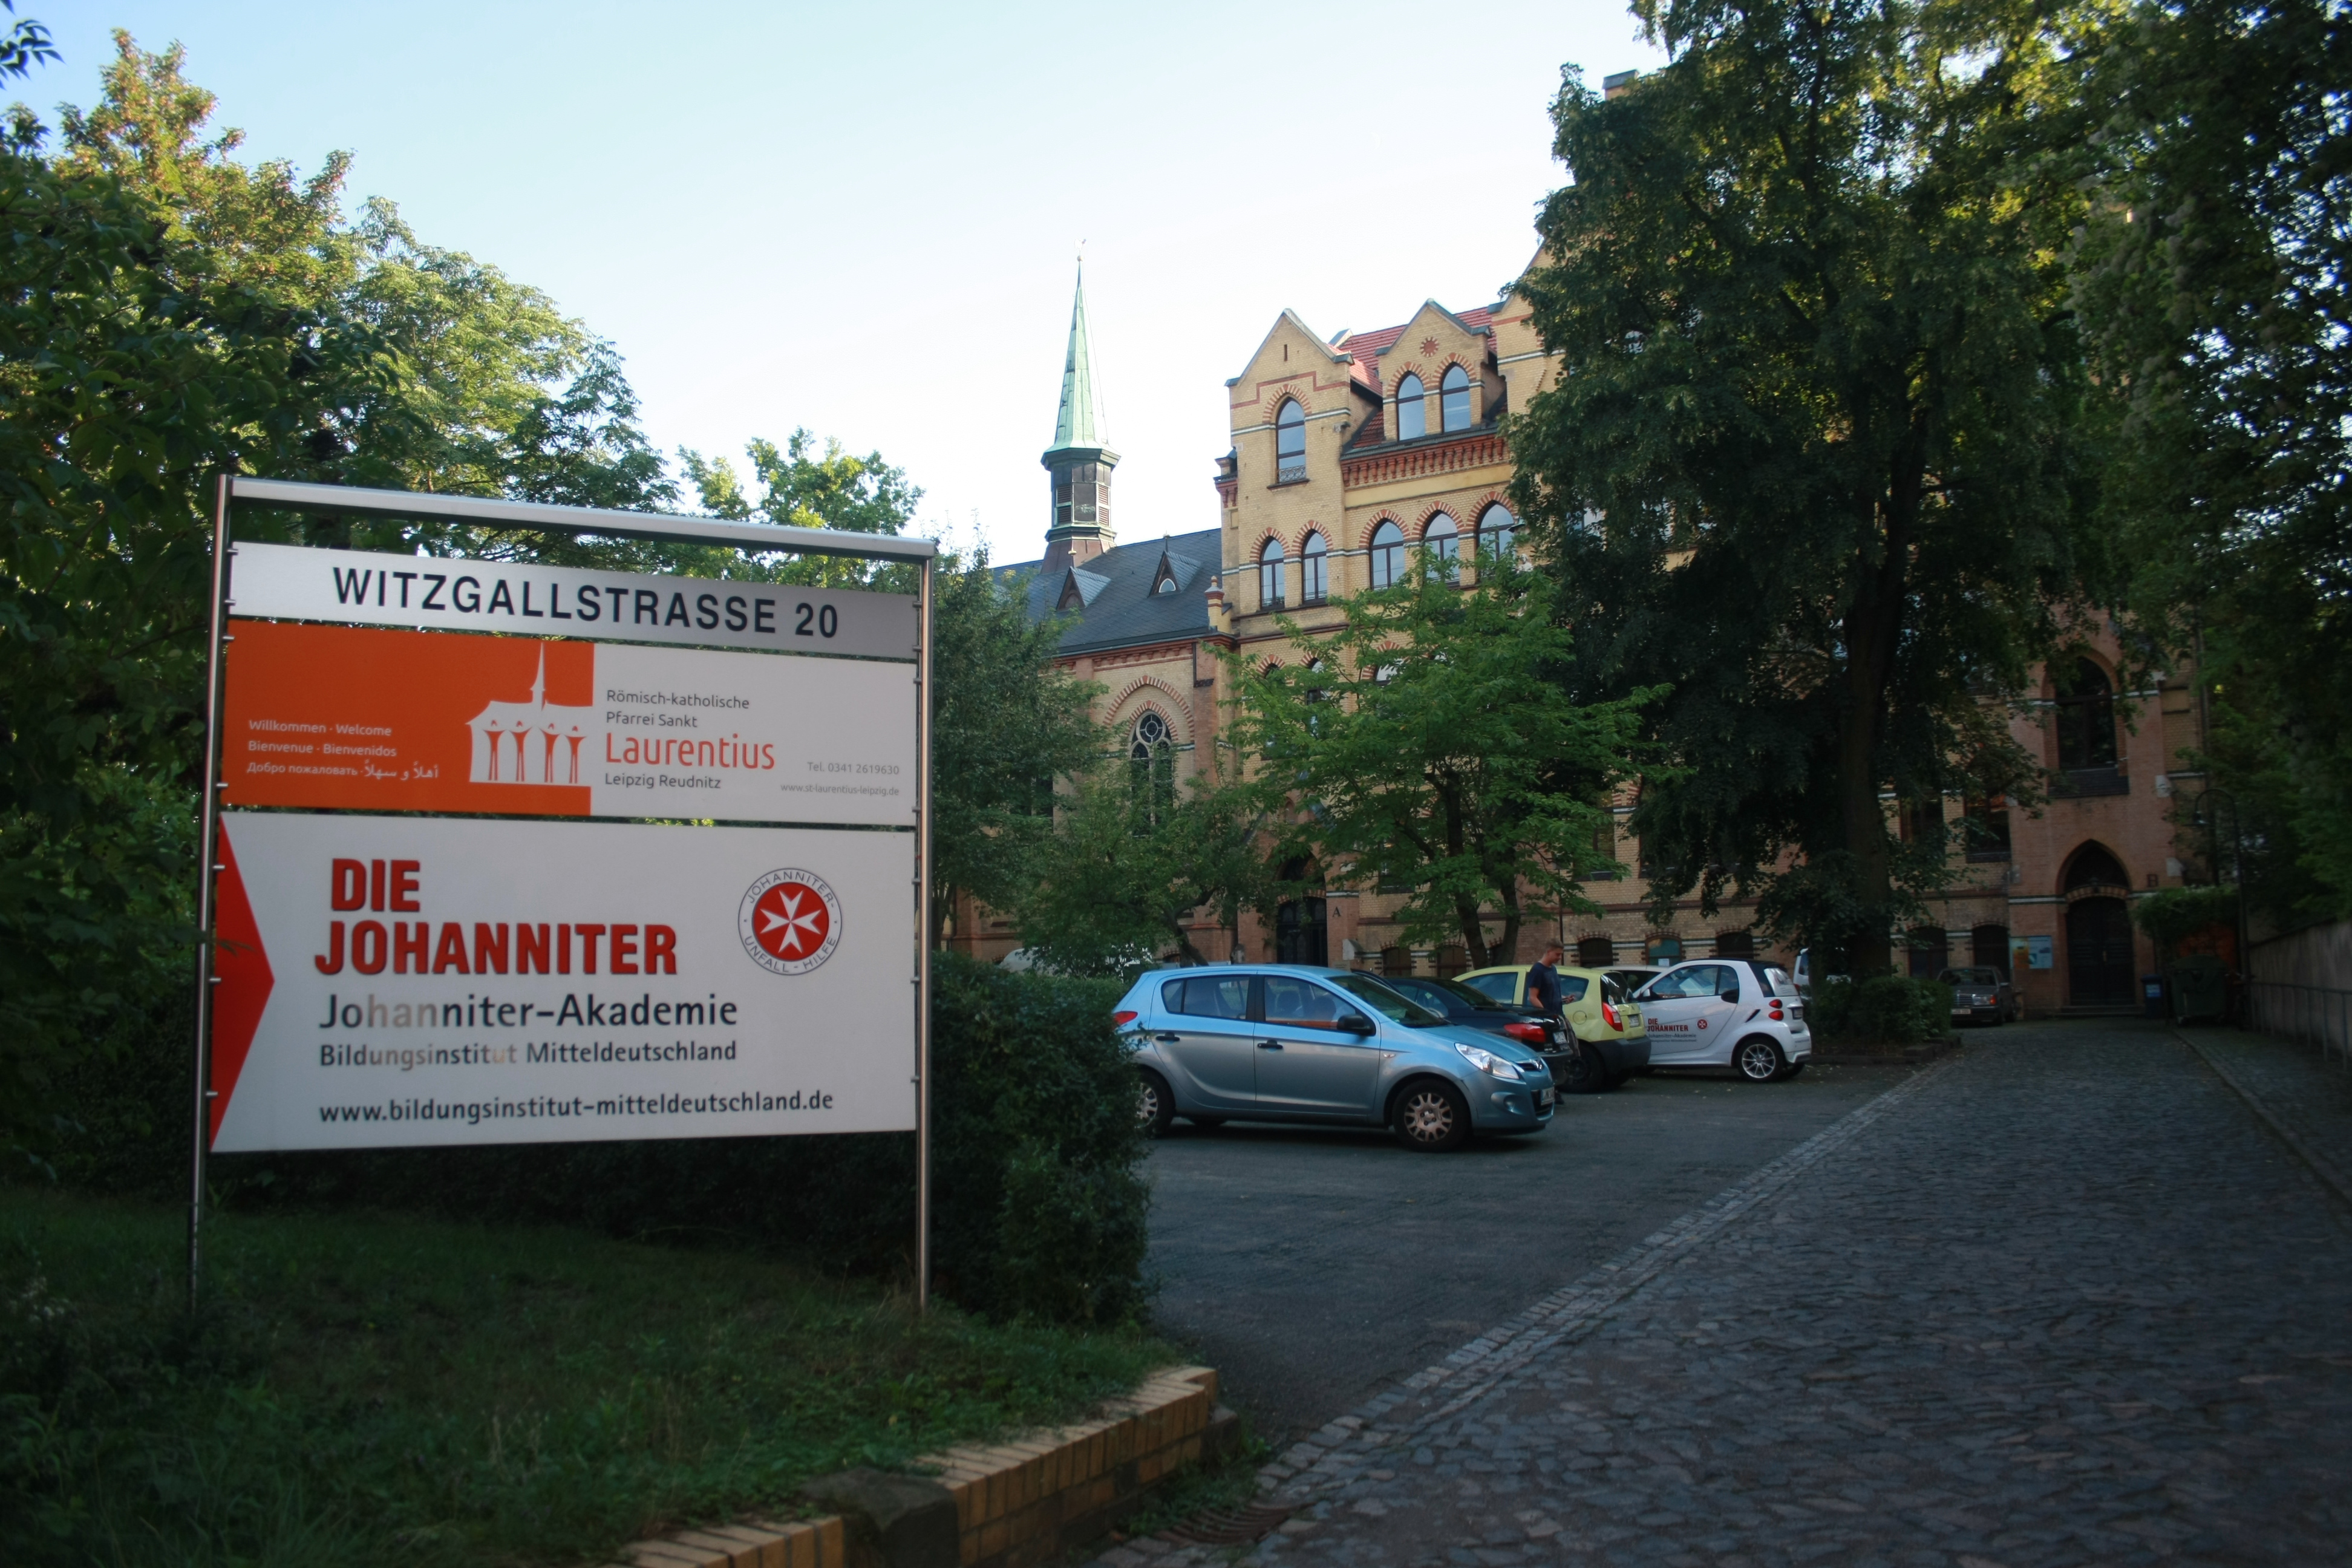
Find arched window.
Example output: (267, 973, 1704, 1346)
(1258, 538, 1285, 609)
(1476, 503, 1517, 561)
(1368, 519, 1405, 589)
(1422, 512, 1459, 572)
(1440, 364, 1471, 432)
(1300, 531, 1328, 604)
(1395, 373, 1426, 440)
(1129, 710, 1175, 826)
(2054, 658, 2117, 771)
(1275, 399, 1307, 483)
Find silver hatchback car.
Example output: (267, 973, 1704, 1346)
(1113, 965, 1556, 1152)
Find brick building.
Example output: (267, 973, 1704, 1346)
(972, 261, 2212, 1014)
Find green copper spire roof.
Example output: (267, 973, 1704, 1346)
(1048, 262, 1108, 454)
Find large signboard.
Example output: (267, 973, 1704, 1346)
(208, 812, 915, 1151)
(222, 619, 913, 825)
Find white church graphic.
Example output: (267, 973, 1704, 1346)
(467, 647, 597, 786)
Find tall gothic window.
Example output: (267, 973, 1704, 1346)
(1476, 503, 1517, 561)
(1300, 531, 1328, 604)
(1258, 538, 1285, 609)
(1275, 399, 1307, 483)
(2055, 658, 2117, 771)
(1368, 519, 1404, 589)
(1395, 373, 1426, 440)
(1440, 364, 1471, 431)
(1129, 710, 1175, 826)
(1422, 512, 1459, 572)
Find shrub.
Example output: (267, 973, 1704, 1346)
(2131, 884, 2239, 953)
(1808, 974, 1951, 1044)
(25, 953, 1152, 1325)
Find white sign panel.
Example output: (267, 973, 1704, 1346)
(230, 540, 917, 660)
(209, 811, 916, 1152)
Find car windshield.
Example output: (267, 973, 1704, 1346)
(1456, 971, 1517, 1002)
(1939, 967, 2000, 985)
(1331, 973, 1446, 1027)
(1419, 975, 1509, 1009)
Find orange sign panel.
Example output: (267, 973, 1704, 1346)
(223, 621, 593, 816)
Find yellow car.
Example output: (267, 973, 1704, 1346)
(1455, 965, 1650, 1093)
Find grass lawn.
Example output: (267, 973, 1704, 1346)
(1, 1185, 1175, 1567)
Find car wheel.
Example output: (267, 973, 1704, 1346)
(1555, 1042, 1609, 1095)
(1735, 1036, 1788, 1083)
(1187, 1116, 1226, 1131)
(1137, 1069, 1175, 1138)
(1393, 1079, 1471, 1152)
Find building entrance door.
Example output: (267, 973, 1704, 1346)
(1274, 897, 1327, 967)
(2066, 898, 2134, 1005)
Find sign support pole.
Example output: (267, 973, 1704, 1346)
(188, 475, 235, 1311)
(915, 555, 933, 1312)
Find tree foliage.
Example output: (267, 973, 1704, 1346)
(2074, 0, 2352, 926)
(1511, 0, 2105, 973)
(1231, 553, 1649, 969)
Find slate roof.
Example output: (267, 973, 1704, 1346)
(995, 528, 1223, 657)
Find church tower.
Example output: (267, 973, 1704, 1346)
(1040, 262, 1117, 573)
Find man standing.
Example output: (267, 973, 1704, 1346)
(1527, 941, 1568, 1018)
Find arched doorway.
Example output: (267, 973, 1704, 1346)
(1273, 857, 1327, 967)
(2063, 844, 2134, 1006)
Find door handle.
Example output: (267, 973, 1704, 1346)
(1257, 1040, 1284, 1051)
(1152, 1033, 1180, 1043)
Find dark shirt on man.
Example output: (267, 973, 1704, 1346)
(1526, 959, 1565, 1015)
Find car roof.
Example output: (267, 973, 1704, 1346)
(1456, 964, 1529, 976)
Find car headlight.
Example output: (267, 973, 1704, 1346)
(1455, 1043, 1523, 1081)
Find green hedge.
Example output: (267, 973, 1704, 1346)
(1807, 975, 1952, 1044)
(31, 953, 1151, 1325)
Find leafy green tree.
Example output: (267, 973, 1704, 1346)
(2074, 0, 2352, 924)
(679, 431, 921, 587)
(1232, 554, 1650, 968)
(1509, 0, 2106, 974)
(1015, 762, 1271, 974)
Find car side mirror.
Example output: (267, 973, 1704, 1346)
(1338, 1012, 1375, 1035)
(1719, 988, 1740, 1004)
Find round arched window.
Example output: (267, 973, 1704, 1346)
(1477, 503, 1517, 561)
(1275, 399, 1307, 483)
(1422, 512, 1459, 569)
(1301, 531, 1328, 604)
(1395, 373, 1426, 440)
(1368, 520, 1404, 589)
(1258, 538, 1286, 609)
(1440, 365, 1471, 432)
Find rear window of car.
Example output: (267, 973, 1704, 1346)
(1560, 975, 1590, 1003)
(1458, 972, 1519, 1003)
(1939, 967, 1999, 986)
(1760, 965, 1798, 998)
(1162, 975, 1250, 1020)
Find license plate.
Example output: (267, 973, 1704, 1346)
(1537, 1088, 1555, 1108)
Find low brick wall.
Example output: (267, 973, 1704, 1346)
(601, 1365, 1227, 1568)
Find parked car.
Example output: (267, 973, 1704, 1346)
(1631, 959, 1812, 1082)
(1455, 965, 1651, 1093)
(1112, 965, 1556, 1152)
(1937, 966, 2020, 1025)
(1374, 973, 1581, 1088)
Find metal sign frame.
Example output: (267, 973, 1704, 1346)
(188, 477, 937, 1307)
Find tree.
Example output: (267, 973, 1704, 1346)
(2073, 0, 2352, 925)
(1015, 762, 1272, 975)
(1509, 0, 2105, 974)
(1231, 552, 1650, 969)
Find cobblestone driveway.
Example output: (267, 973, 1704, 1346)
(1112, 1021, 2352, 1566)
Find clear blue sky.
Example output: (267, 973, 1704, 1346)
(31, 1, 1662, 562)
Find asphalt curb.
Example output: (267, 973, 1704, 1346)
(2176, 1027, 2352, 1213)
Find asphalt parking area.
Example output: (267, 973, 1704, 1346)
(1140, 1057, 1915, 1443)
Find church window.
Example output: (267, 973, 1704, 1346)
(1368, 520, 1404, 589)
(1422, 512, 1459, 572)
(1258, 538, 1286, 609)
(1129, 710, 1175, 826)
(1301, 531, 1328, 604)
(1440, 365, 1471, 431)
(1477, 503, 1517, 561)
(2055, 658, 2117, 772)
(1395, 373, 1426, 440)
(1275, 399, 1307, 483)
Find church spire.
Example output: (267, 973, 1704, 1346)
(1041, 260, 1119, 573)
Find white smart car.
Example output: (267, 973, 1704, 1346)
(1632, 959, 1812, 1082)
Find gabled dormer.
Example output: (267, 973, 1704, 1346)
(1148, 540, 1203, 598)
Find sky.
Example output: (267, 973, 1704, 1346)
(31, 1, 1665, 563)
